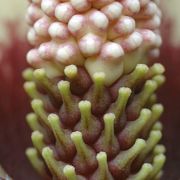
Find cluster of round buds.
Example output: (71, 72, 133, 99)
(26, 0, 162, 85)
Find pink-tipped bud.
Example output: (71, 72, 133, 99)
(102, 2, 123, 21)
(55, 2, 76, 23)
(70, 0, 91, 12)
(108, 16, 135, 39)
(89, 10, 109, 30)
(27, 28, 44, 46)
(117, 31, 143, 52)
(34, 17, 51, 37)
(41, 0, 58, 16)
(79, 33, 102, 57)
(68, 14, 85, 36)
(138, 15, 161, 30)
(27, 49, 43, 67)
(38, 42, 57, 60)
(122, 0, 141, 14)
(48, 22, 69, 40)
(27, 4, 43, 25)
(140, 30, 162, 48)
(56, 42, 83, 65)
(143, 2, 158, 17)
(100, 42, 124, 61)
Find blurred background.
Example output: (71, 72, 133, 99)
(0, 0, 179, 179)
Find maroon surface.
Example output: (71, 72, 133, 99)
(0, 23, 40, 180)
(159, 19, 180, 180)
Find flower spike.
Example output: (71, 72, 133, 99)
(58, 80, 80, 127)
(146, 94, 157, 108)
(22, 68, 34, 81)
(47, 113, 75, 160)
(90, 152, 113, 180)
(75, 100, 101, 144)
(26, 113, 49, 139)
(25, 0, 166, 179)
(118, 108, 152, 149)
(26, 148, 50, 179)
(63, 165, 77, 180)
(64, 65, 92, 95)
(24, 81, 43, 100)
(63, 165, 86, 180)
(31, 99, 49, 127)
(84, 72, 111, 115)
(153, 145, 166, 156)
(64, 65, 78, 80)
(127, 80, 157, 121)
(109, 139, 146, 179)
(153, 122, 163, 131)
(94, 113, 120, 159)
(107, 87, 132, 132)
(71, 131, 97, 175)
(31, 130, 46, 153)
(152, 75, 166, 88)
(133, 130, 162, 170)
(142, 103, 164, 137)
(149, 154, 166, 179)
(34, 68, 62, 107)
(146, 63, 165, 79)
(42, 147, 66, 180)
(110, 64, 149, 100)
(127, 163, 153, 180)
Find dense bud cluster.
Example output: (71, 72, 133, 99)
(26, 0, 162, 85)
(24, 0, 166, 179)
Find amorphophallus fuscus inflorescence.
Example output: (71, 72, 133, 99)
(0, 0, 170, 179)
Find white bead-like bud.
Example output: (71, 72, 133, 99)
(41, 0, 58, 16)
(79, 33, 102, 57)
(27, 28, 42, 46)
(68, 15, 85, 35)
(56, 43, 84, 65)
(70, 0, 91, 12)
(140, 29, 158, 48)
(48, 22, 69, 39)
(55, 3, 76, 23)
(27, 49, 42, 67)
(100, 42, 124, 61)
(144, 2, 157, 16)
(27, 4, 43, 24)
(89, 10, 109, 30)
(34, 17, 51, 36)
(26, 0, 162, 85)
(123, 0, 140, 13)
(38, 42, 57, 60)
(102, 2, 123, 21)
(118, 31, 143, 52)
(108, 16, 135, 40)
